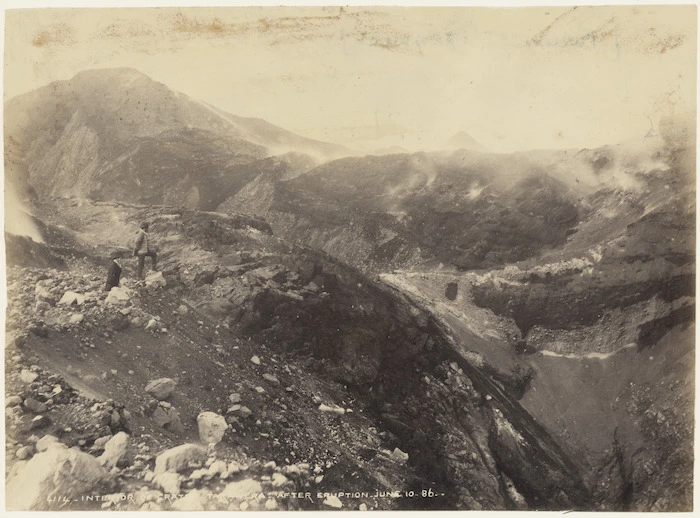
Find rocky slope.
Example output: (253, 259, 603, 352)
(5, 198, 592, 511)
(375, 146, 695, 511)
(4, 68, 347, 210)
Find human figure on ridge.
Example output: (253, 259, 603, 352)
(134, 221, 157, 280)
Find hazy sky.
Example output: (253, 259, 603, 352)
(4, 3, 697, 152)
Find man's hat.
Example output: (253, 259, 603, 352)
(139, 221, 149, 230)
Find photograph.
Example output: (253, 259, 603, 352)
(3, 3, 696, 512)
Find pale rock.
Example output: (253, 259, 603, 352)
(20, 369, 38, 384)
(226, 404, 242, 414)
(6, 395, 22, 407)
(105, 286, 131, 305)
(69, 313, 85, 325)
(359, 503, 368, 511)
(58, 291, 86, 306)
(35, 288, 55, 305)
(323, 495, 343, 509)
(271, 472, 289, 488)
(391, 447, 409, 463)
(220, 478, 263, 500)
(176, 305, 188, 315)
(145, 271, 167, 289)
(98, 431, 129, 469)
(263, 373, 280, 385)
(93, 435, 112, 451)
(153, 472, 181, 495)
(265, 498, 279, 510)
(154, 443, 207, 474)
(319, 404, 345, 415)
(145, 319, 158, 331)
(255, 386, 266, 394)
(197, 412, 228, 445)
(15, 446, 34, 460)
(250, 355, 261, 365)
(208, 460, 228, 476)
(36, 435, 64, 452)
(171, 489, 207, 511)
(145, 378, 177, 400)
(6, 445, 108, 510)
(228, 393, 241, 404)
(35, 301, 51, 313)
(238, 406, 252, 418)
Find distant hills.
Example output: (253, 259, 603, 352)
(6, 67, 692, 272)
(4, 68, 348, 209)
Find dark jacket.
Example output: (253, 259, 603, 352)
(105, 259, 122, 291)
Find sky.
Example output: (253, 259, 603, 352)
(3, 3, 697, 153)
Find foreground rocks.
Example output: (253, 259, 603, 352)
(6, 442, 108, 510)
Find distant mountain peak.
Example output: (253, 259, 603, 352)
(444, 131, 487, 152)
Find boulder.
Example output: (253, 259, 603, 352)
(98, 431, 129, 469)
(153, 472, 181, 495)
(36, 435, 64, 452)
(145, 271, 167, 289)
(20, 369, 38, 383)
(58, 291, 86, 306)
(93, 435, 112, 451)
(6, 395, 23, 407)
(171, 489, 207, 511)
(105, 286, 130, 305)
(6, 445, 108, 510)
(263, 373, 280, 385)
(145, 378, 177, 400)
(153, 404, 182, 430)
(35, 288, 56, 305)
(219, 478, 263, 500)
(197, 412, 228, 445)
(35, 301, 51, 313)
(69, 313, 85, 325)
(145, 319, 159, 331)
(391, 447, 409, 463)
(154, 443, 207, 474)
(323, 495, 343, 509)
(23, 397, 48, 413)
(15, 446, 35, 460)
(271, 472, 289, 488)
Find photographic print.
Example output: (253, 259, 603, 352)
(3, 3, 696, 512)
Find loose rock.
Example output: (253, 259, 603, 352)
(197, 412, 228, 445)
(145, 378, 177, 400)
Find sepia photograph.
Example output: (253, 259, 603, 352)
(3, 2, 696, 512)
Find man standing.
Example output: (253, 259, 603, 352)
(134, 221, 157, 280)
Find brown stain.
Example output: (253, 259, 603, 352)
(561, 18, 617, 48)
(32, 23, 74, 48)
(170, 10, 343, 39)
(529, 7, 578, 46)
(647, 34, 685, 54)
